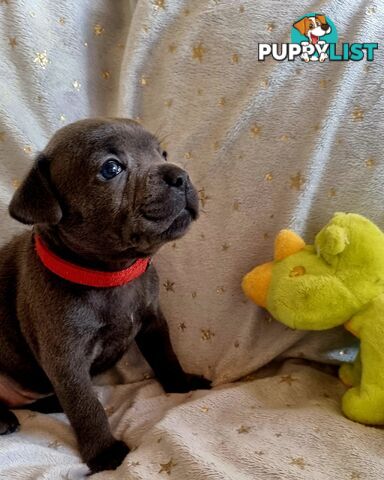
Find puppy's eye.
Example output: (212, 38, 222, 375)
(100, 159, 123, 180)
(309, 23, 314, 28)
(162, 151, 168, 160)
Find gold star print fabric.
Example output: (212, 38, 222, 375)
(0, 1, 383, 479)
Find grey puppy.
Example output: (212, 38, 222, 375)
(0, 118, 210, 473)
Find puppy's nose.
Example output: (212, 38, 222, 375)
(161, 165, 188, 189)
(321, 23, 329, 31)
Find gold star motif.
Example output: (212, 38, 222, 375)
(59, 114, 66, 122)
(8, 37, 17, 48)
(48, 440, 61, 450)
(153, 0, 166, 10)
(233, 199, 241, 211)
(213, 140, 220, 151)
(183, 8, 190, 15)
(24, 411, 37, 420)
(259, 78, 270, 88)
(23, 145, 32, 154)
(198, 187, 210, 208)
(216, 286, 226, 294)
(12, 179, 20, 189)
(104, 405, 115, 415)
(351, 473, 361, 480)
(192, 42, 206, 62)
(280, 134, 290, 141)
(168, 43, 177, 53)
(319, 79, 329, 88)
(239, 5, 245, 13)
(159, 459, 176, 475)
(365, 158, 376, 168)
(263, 233, 269, 239)
(72, 80, 81, 91)
(184, 151, 192, 160)
(352, 107, 364, 121)
(237, 425, 250, 434)
(142, 25, 149, 33)
(290, 172, 305, 191)
(266, 22, 275, 32)
(328, 187, 337, 197)
(0, 132, 6, 142)
(93, 24, 104, 36)
(366, 6, 376, 15)
(279, 374, 298, 386)
(58, 16, 65, 25)
(163, 280, 175, 292)
(200, 406, 209, 413)
(231, 53, 240, 64)
(201, 329, 215, 341)
(191, 291, 197, 299)
(264, 172, 273, 181)
(290, 457, 307, 470)
(178, 322, 187, 331)
(250, 124, 261, 137)
(33, 51, 49, 68)
(221, 243, 230, 251)
(234, 340, 240, 348)
(164, 99, 173, 108)
(218, 97, 226, 107)
(140, 76, 148, 86)
(100, 70, 110, 80)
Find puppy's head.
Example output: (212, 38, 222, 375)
(293, 15, 331, 43)
(9, 118, 199, 260)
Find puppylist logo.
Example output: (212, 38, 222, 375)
(258, 13, 378, 62)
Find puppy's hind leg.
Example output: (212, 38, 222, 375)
(25, 395, 63, 414)
(0, 402, 19, 434)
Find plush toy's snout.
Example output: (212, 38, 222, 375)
(242, 230, 305, 307)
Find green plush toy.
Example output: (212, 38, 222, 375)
(242, 212, 384, 425)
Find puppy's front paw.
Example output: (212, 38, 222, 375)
(0, 410, 19, 435)
(163, 374, 211, 393)
(87, 440, 129, 474)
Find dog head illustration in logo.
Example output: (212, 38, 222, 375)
(293, 14, 332, 62)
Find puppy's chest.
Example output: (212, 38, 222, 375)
(87, 288, 144, 362)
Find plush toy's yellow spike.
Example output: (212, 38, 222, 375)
(274, 229, 306, 261)
(242, 261, 273, 308)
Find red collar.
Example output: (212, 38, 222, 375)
(34, 235, 151, 288)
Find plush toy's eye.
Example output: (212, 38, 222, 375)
(100, 159, 123, 180)
(162, 150, 168, 160)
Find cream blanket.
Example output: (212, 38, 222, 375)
(0, 0, 383, 478)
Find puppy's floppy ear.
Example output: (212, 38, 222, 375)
(316, 14, 327, 25)
(9, 154, 62, 225)
(293, 17, 309, 35)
